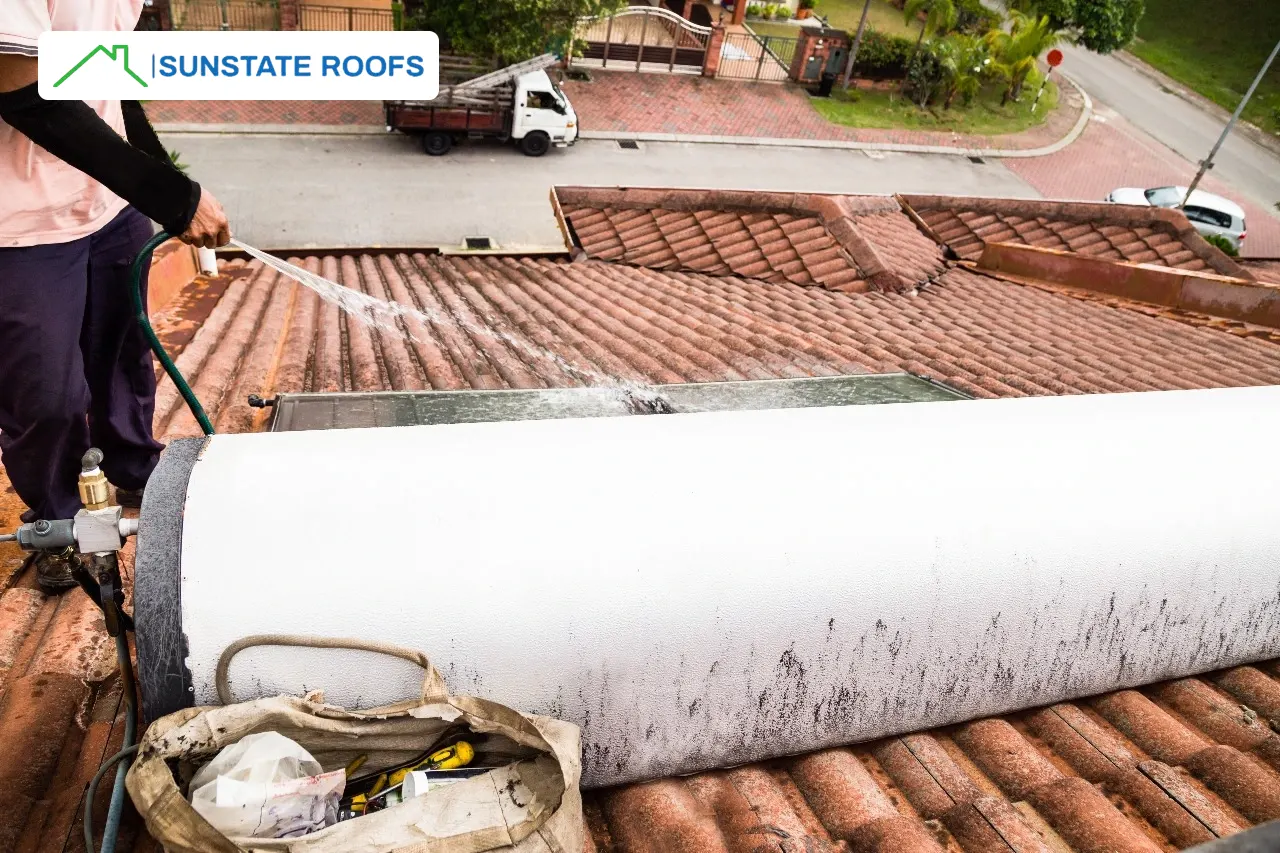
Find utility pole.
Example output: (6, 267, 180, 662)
(1181, 37, 1280, 208)
(840, 0, 874, 89)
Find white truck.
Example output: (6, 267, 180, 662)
(384, 56, 578, 157)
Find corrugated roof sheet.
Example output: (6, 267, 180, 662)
(3, 191, 1280, 852)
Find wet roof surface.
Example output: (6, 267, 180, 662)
(2, 191, 1279, 852)
(265, 374, 968, 430)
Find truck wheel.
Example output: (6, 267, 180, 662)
(423, 132, 452, 156)
(520, 132, 550, 157)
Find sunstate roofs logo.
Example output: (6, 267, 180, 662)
(56, 44, 148, 88)
(39, 31, 439, 100)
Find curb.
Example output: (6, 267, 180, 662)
(155, 122, 387, 135)
(1110, 50, 1280, 160)
(154, 78, 1093, 158)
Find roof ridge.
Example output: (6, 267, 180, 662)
(811, 196, 907, 293)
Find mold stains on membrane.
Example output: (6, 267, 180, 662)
(571, 583, 1280, 785)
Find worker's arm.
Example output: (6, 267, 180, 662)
(0, 54, 229, 247)
(120, 100, 172, 164)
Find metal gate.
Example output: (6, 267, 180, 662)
(718, 30, 799, 82)
(170, 0, 279, 29)
(299, 4, 395, 30)
(576, 7, 710, 73)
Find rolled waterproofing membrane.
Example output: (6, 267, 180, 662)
(135, 385, 1280, 787)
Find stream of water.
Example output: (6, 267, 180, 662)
(230, 240, 670, 411)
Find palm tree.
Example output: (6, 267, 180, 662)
(935, 33, 989, 108)
(904, 0, 958, 57)
(985, 10, 1062, 104)
(900, 0, 957, 95)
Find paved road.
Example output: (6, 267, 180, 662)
(163, 133, 1037, 250)
(1059, 44, 1280, 215)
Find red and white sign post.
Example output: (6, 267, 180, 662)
(1032, 48, 1063, 112)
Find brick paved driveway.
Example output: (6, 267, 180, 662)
(1007, 108, 1280, 258)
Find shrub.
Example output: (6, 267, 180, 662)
(1202, 233, 1239, 257)
(904, 44, 948, 105)
(762, 3, 777, 18)
(799, 0, 816, 8)
(746, 2, 763, 16)
(850, 28, 917, 79)
(775, 5, 792, 19)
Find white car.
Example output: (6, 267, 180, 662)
(1106, 186, 1246, 251)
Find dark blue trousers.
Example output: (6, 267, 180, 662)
(0, 207, 163, 521)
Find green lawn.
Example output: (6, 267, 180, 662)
(746, 21, 810, 39)
(1127, 0, 1280, 135)
(813, 0, 918, 38)
(811, 75, 1059, 136)
(747, 0, 922, 42)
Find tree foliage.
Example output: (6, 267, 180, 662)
(934, 33, 990, 107)
(904, 0, 959, 47)
(408, 0, 626, 64)
(986, 10, 1063, 102)
(901, 0, 957, 95)
(1009, 0, 1145, 54)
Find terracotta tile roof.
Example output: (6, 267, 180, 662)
(585, 665, 1280, 852)
(134, 256, 1280, 441)
(5, 191, 1280, 852)
(556, 188, 948, 294)
(1241, 259, 1280, 286)
(902, 194, 1250, 280)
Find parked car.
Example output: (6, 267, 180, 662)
(1105, 186, 1247, 251)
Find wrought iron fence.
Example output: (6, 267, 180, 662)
(171, 0, 279, 30)
(300, 5, 397, 30)
(718, 30, 799, 82)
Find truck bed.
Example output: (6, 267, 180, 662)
(384, 102, 509, 134)
(385, 78, 513, 136)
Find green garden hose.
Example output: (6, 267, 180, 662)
(130, 232, 216, 436)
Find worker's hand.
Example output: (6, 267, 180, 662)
(180, 188, 231, 249)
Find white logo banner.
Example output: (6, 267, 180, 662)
(38, 31, 439, 100)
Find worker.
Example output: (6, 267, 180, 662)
(0, 1, 230, 592)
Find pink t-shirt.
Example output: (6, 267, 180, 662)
(0, 0, 144, 247)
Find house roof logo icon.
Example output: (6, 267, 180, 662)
(54, 44, 147, 88)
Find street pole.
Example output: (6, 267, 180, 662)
(1180, 37, 1280, 208)
(840, 0, 874, 89)
(1031, 68, 1052, 111)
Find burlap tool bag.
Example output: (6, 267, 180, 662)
(126, 636, 583, 853)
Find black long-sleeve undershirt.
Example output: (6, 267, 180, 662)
(0, 84, 200, 236)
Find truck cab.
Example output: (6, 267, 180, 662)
(512, 70, 578, 155)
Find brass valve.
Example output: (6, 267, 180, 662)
(77, 448, 111, 511)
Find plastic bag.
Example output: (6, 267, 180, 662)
(189, 731, 346, 839)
